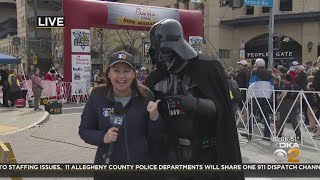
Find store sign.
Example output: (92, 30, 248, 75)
(107, 3, 180, 27)
(246, 51, 294, 59)
(189, 36, 203, 54)
(71, 29, 90, 53)
(71, 55, 91, 95)
(244, 0, 273, 7)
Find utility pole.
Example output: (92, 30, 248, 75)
(267, 0, 275, 69)
(33, 0, 38, 39)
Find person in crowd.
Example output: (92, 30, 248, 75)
(8, 69, 21, 107)
(294, 65, 309, 125)
(277, 67, 288, 86)
(93, 70, 101, 84)
(288, 61, 299, 84)
(277, 74, 301, 140)
(312, 59, 320, 140)
(273, 76, 282, 130)
(138, 67, 148, 84)
(45, 67, 57, 81)
(306, 76, 318, 133)
(277, 65, 284, 70)
(79, 51, 161, 180)
(0, 69, 9, 107)
(235, 60, 250, 125)
(145, 19, 243, 180)
(306, 61, 315, 76)
(247, 58, 274, 140)
(31, 68, 44, 111)
(227, 73, 242, 125)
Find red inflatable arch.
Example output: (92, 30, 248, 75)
(63, 0, 203, 83)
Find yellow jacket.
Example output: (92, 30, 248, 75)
(8, 74, 20, 87)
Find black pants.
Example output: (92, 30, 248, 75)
(278, 99, 301, 137)
(249, 98, 271, 138)
(8, 91, 20, 107)
(2, 89, 9, 106)
(302, 98, 309, 125)
(162, 142, 219, 180)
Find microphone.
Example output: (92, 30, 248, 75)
(105, 102, 125, 164)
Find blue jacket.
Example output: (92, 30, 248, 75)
(79, 85, 161, 164)
(248, 68, 274, 99)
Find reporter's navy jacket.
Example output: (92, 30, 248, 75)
(79, 85, 161, 164)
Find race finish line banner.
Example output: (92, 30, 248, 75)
(0, 164, 320, 177)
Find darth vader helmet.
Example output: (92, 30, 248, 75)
(149, 20, 165, 66)
(153, 19, 197, 73)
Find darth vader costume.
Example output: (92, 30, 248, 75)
(145, 19, 244, 180)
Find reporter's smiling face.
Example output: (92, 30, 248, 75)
(108, 63, 135, 95)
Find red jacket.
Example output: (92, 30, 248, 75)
(45, 73, 55, 81)
(288, 70, 296, 84)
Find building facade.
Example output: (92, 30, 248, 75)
(1, 0, 319, 72)
(0, 0, 61, 73)
(121, 0, 320, 68)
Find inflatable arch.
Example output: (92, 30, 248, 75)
(63, 0, 203, 82)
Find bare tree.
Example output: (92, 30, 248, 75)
(91, 28, 113, 68)
(113, 29, 148, 55)
(50, 28, 63, 67)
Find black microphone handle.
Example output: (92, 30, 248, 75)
(105, 142, 115, 164)
(105, 125, 120, 164)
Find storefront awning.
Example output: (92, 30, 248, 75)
(0, 53, 21, 64)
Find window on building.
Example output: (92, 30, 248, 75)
(246, 6, 254, 15)
(262, 7, 270, 13)
(280, 0, 292, 11)
(219, 49, 230, 58)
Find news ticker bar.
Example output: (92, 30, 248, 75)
(0, 164, 319, 177)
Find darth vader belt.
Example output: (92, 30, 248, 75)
(178, 138, 191, 146)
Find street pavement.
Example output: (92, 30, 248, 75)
(0, 103, 320, 180)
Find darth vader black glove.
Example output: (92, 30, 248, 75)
(181, 85, 216, 118)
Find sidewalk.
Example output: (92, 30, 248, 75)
(0, 107, 49, 135)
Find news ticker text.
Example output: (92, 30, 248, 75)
(0, 164, 320, 171)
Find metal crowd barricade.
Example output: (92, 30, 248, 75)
(237, 88, 320, 150)
(61, 81, 91, 104)
(24, 80, 91, 104)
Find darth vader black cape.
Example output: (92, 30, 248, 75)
(146, 55, 244, 180)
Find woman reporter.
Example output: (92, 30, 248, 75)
(79, 51, 161, 180)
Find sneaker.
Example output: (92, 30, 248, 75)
(262, 137, 271, 141)
(308, 127, 317, 133)
(312, 134, 320, 140)
(240, 133, 252, 141)
(296, 136, 301, 141)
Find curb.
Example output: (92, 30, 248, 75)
(0, 111, 50, 136)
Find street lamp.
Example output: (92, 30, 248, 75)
(308, 41, 313, 52)
(141, 32, 146, 66)
(55, 46, 58, 61)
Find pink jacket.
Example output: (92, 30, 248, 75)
(31, 75, 44, 89)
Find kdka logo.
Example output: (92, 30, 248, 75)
(72, 30, 90, 50)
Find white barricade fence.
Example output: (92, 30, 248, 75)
(61, 81, 91, 104)
(237, 88, 320, 150)
(24, 80, 91, 104)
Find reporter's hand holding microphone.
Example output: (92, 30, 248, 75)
(104, 127, 119, 144)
